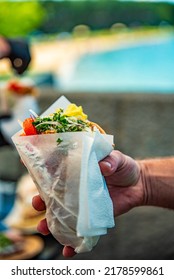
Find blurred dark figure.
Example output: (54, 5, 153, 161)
(0, 36, 31, 75)
(0, 37, 32, 232)
(0, 36, 32, 146)
(0, 115, 11, 147)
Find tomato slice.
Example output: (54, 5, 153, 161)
(23, 118, 37, 135)
(8, 81, 22, 92)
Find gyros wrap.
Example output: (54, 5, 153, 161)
(12, 96, 115, 253)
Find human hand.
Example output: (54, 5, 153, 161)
(32, 150, 144, 257)
(99, 150, 144, 216)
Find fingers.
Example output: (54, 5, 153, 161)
(32, 195, 49, 234)
(32, 195, 46, 211)
(37, 217, 76, 258)
(100, 150, 140, 187)
(37, 218, 76, 257)
(37, 218, 76, 258)
(32, 195, 76, 258)
(62, 246, 76, 258)
(37, 218, 50, 235)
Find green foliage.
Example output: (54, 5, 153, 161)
(0, 1, 46, 37)
(40, 0, 174, 34)
(1, 0, 173, 37)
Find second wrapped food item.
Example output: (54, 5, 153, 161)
(12, 96, 115, 253)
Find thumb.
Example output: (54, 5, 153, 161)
(99, 155, 118, 176)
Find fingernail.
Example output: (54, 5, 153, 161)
(103, 161, 112, 168)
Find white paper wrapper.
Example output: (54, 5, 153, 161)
(12, 96, 115, 253)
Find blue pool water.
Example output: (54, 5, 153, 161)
(59, 35, 174, 93)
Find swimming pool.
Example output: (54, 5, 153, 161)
(58, 35, 174, 94)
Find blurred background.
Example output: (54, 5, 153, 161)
(1, 0, 174, 260)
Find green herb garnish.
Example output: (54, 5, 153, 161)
(57, 138, 63, 145)
(32, 109, 90, 134)
(0, 234, 13, 251)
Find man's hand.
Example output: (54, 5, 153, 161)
(32, 150, 144, 257)
(99, 150, 144, 216)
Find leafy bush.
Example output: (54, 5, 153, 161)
(0, 1, 45, 37)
